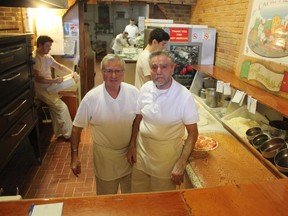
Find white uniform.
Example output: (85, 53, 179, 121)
(32, 51, 72, 139)
(112, 33, 128, 54)
(134, 50, 151, 89)
(124, 24, 139, 39)
(73, 82, 139, 181)
(135, 79, 199, 179)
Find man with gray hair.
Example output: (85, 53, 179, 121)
(128, 50, 199, 193)
(134, 28, 170, 89)
(70, 54, 139, 195)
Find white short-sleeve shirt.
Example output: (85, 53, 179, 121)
(73, 82, 139, 180)
(112, 33, 128, 53)
(134, 50, 151, 89)
(32, 50, 56, 89)
(124, 24, 139, 39)
(135, 79, 199, 178)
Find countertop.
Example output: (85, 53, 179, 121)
(0, 179, 287, 215)
(186, 96, 278, 188)
(119, 47, 142, 63)
(189, 66, 288, 179)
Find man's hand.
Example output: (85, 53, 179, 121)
(72, 72, 79, 83)
(55, 77, 64, 84)
(171, 161, 186, 185)
(70, 159, 81, 177)
(127, 143, 137, 165)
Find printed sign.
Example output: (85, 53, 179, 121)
(241, 61, 284, 91)
(169, 28, 189, 42)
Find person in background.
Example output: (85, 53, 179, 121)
(32, 35, 78, 141)
(127, 50, 199, 193)
(70, 54, 139, 195)
(124, 18, 139, 39)
(134, 28, 170, 89)
(112, 31, 130, 54)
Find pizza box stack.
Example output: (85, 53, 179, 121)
(46, 74, 76, 94)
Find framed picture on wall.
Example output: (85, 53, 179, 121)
(237, 0, 288, 94)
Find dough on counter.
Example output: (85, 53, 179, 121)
(226, 117, 260, 137)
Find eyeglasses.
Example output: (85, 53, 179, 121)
(103, 69, 124, 74)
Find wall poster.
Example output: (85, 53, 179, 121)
(238, 0, 288, 95)
(244, 0, 288, 65)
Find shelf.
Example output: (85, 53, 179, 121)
(191, 65, 288, 118)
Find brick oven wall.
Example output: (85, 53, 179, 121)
(191, 0, 249, 73)
(0, 7, 25, 33)
(0, 0, 76, 33)
(157, 4, 192, 24)
(156, 1, 250, 73)
(1, 0, 249, 73)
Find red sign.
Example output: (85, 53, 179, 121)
(169, 28, 189, 42)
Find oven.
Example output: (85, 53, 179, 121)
(0, 34, 40, 172)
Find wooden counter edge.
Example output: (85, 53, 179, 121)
(1, 179, 288, 215)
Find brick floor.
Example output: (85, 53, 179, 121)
(0, 124, 96, 199)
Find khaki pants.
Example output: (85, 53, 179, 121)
(96, 174, 131, 195)
(131, 168, 176, 193)
(35, 88, 72, 139)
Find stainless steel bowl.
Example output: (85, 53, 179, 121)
(259, 138, 286, 159)
(252, 134, 269, 149)
(274, 148, 288, 173)
(269, 126, 285, 138)
(246, 127, 262, 144)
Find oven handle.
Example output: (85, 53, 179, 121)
(3, 99, 27, 117)
(0, 47, 22, 55)
(10, 123, 27, 137)
(1, 73, 21, 81)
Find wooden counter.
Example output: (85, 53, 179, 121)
(190, 65, 288, 179)
(191, 65, 288, 118)
(1, 179, 287, 215)
(189, 132, 278, 188)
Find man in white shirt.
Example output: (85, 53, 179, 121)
(32, 35, 78, 141)
(112, 31, 129, 54)
(124, 19, 139, 39)
(134, 28, 170, 89)
(128, 50, 199, 193)
(70, 54, 139, 195)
